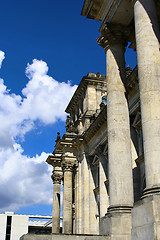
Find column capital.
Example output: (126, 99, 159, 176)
(51, 170, 63, 184)
(97, 23, 130, 52)
(61, 158, 78, 172)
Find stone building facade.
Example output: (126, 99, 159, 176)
(22, 1, 160, 240)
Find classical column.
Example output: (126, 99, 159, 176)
(98, 24, 134, 213)
(46, 154, 62, 234)
(51, 168, 63, 233)
(133, 0, 160, 196)
(61, 158, 75, 234)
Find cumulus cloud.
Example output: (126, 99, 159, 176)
(0, 51, 77, 212)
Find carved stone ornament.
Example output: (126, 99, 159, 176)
(51, 171, 63, 184)
(61, 160, 75, 172)
(97, 23, 130, 52)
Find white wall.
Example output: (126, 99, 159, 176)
(11, 215, 28, 240)
(0, 214, 7, 240)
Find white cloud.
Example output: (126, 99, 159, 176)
(0, 51, 77, 212)
(0, 51, 5, 68)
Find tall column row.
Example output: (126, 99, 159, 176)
(46, 153, 77, 235)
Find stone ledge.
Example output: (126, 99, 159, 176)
(20, 234, 52, 240)
(20, 233, 110, 240)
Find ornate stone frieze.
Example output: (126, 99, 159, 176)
(97, 23, 130, 51)
(51, 171, 63, 184)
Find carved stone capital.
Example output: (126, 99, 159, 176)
(61, 159, 75, 172)
(51, 171, 63, 184)
(97, 23, 130, 52)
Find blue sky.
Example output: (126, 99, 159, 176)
(0, 0, 137, 216)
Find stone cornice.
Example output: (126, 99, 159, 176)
(100, 0, 133, 29)
(81, 0, 104, 21)
(54, 132, 77, 152)
(82, 0, 133, 28)
(65, 73, 106, 114)
(46, 154, 62, 167)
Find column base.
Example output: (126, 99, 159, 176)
(132, 194, 160, 240)
(141, 185, 160, 199)
(107, 205, 133, 214)
(99, 210, 132, 239)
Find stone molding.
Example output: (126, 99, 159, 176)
(46, 154, 62, 167)
(97, 23, 130, 52)
(142, 186, 160, 199)
(107, 204, 133, 215)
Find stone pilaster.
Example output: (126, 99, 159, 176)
(51, 169, 63, 234)
(133, 0, 160, 197)
(61, 157, 77, 234)
(81, 153, 90, 234)
(97, 24, 133, 238)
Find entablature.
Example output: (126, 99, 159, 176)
(82, 0, 135, 45)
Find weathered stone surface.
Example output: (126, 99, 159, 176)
(100, 213, 132, 240)
(21, 233, 110, 240)
(20, 234, 52, 240)
(132, 194, 160, 240)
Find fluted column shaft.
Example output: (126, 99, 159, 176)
(98, 26, 134, 212)
(133, 0, 160, 195)
(62, 159, 75, 234)
(51, 169, 62, 234)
